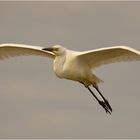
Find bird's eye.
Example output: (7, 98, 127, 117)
(54, 48, 59, 51)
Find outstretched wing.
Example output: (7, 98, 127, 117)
(0, 43, 55, 60)
(77, 46, 140, 68)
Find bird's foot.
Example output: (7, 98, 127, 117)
(98, 100, 112, 115)
(104, 98, 113, 112)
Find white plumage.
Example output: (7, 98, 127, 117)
(0, 43, 140, 114)
(0, 43, 55, 59)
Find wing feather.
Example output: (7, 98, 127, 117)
(0, 43, 55, 60)
(77, 46, 140, 68)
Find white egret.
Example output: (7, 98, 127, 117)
(0, 43, 140, 114)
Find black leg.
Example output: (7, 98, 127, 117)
(94, 86, 112, 112)
(87, 86, 111, 114)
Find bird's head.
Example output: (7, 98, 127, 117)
(43, 45, 66, 56)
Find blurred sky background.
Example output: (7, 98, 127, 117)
(0, 1, 140, 139)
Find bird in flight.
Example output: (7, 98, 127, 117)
(0, 43, 140, 114)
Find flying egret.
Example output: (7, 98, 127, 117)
(0, 43, 140, 114)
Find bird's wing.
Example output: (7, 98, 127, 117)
(0, 43, 55, 60)
(77, 46, 140, 68)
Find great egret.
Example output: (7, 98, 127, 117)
(0, 43, 140, 114)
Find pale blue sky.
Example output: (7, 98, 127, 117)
(0, 1, 140, 138)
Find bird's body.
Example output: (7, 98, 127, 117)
(52, 48, 101, 87)
(0, 43, 140, 114)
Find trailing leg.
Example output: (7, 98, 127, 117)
(87, 86, 111, 114)
(94, 86, 112, 112)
